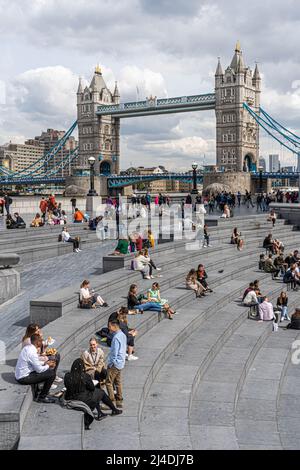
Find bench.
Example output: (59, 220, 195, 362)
(0, 253, 20, 268)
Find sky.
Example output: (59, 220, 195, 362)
(0, 0, 300, 171)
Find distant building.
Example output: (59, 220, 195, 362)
(31, 129, 78, 177)
(269, 154, 280, 172)
(258, 157, 266, 171)
(123, 165, 194, 193)
(0, 142, 44, 173)
(281, 166, 295, 173)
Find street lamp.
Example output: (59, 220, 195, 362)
(192, 162, 198, 194)
(258, 166, 263, 194)
(87, 156, 98, 196)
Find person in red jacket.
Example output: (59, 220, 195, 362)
(39, 197, 48, 222)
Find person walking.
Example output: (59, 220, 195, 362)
(39, 197, 48, 223)
(105, 320, 127, 409)
(70, 198, 77, 214)
(4, 194, 12, 215)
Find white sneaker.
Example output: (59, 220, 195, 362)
(50, 384, 58, 390)
(125, 353, 128, 357)
(77, 249, 82, 252)
(127, 355, 139, 361)
(55, 376, 63, 383)
(150, 275, 155, 279)
(144, 276, 151, 280)
(156, 268, 162, 271)
(75, 249, 79, 253)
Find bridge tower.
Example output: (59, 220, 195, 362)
(215, 42, 261, 172)
(76, 66, 120, 176)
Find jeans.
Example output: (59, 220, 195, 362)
(281, 306, 289, 319)
(17, 369, 56, 398)
(67, 238, 79, 250)
(136, 302, 162, 312)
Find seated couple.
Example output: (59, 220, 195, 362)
(7, 213, 26, 229)
(186, 265, 213, 298)
(79, 280, 109, 309)
(128, 283, 175, 319)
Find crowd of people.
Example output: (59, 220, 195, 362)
(12, 187, 300, 433)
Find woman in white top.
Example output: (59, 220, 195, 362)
(80, 280, 108, 308)
(61, 227, 81, 253)
(243, 289, 259, 306)
(220, 204, 231, 218)
(133, 251, 151, 279)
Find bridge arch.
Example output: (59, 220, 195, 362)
(100, 161, 111, 175)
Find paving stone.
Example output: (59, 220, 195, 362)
(278, 394, 300, 417)
(195, 381, 237, 403)
(239, 379, 280, 401)
(281, 376, 300, 395)
(279, 433, 300, 449)
(144, 383, 191, 408)
(239, 444, 282, 450)
(19, 434, 83, 450)
(235, 418, 280, 446)
(140, 434, 193, 450)
(236, 398, 277, 421)
(278, 417, 300, 435)
(140, 406, 189, 435)
(190, 425, 239, 450)
(190, 401, 234, 426)
(155, 364, 199, 385)
(246, 361, 284, 381)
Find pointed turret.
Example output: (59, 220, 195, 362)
(236, 56, 244, 74)
(77, 77, 83, 94)
(230, 41, 246, 72)
(253, 63, 261, 81)
(215, 57, 224, 76)
(113, 81, 120, 104)
(90, 65, 107, 92)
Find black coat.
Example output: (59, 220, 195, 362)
(64, 372, 103, 410)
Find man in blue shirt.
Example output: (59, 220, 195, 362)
(106, 320, 127, 408)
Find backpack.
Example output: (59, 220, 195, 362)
(58, 234, 62, 242)
(283, 270, 293, 283)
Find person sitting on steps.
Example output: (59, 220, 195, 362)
(147, 282, 176, 319)
(258, 296, 275, 322)
(196, 264, 213, 292)
(186, 269, 206, 298)
(263, 254, 281, 279)
(127, 284, 162, 314)
(80, 280, 108, 309)
(64, 358, 122, 427)
(61, 226, 81, 253)
(15, 334, 56, 404)
(81, 337, 107, 383)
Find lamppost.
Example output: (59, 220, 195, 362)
(258, 166, 263, 194)
(192, 162, 198, 194)
(88, 156, 98, 196)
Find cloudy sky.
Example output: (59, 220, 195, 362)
(0, 0, 300, 171)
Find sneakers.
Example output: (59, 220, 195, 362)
(127, 355, 139, 361)
(74, 249, 79, 253)
(50, 384, 58, 390)
(54, 376, 63, 383)
(112, 409, 123, 415)
(144, 276, 151, 280)
(156, 268, 162, 271)
(77, 249, 82, 252)
(37, 396, 56, 404)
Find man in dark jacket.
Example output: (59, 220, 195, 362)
(4, 194, 12, 215)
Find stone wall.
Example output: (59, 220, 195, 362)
(203, 172, 252, 193)
(9, 196, 86, 215)
(0, 269, 20, 305)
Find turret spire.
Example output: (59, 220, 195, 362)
(215, 57, 224, 76)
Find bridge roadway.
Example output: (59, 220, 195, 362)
(9, 211, 300, 450)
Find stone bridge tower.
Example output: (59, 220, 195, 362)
(76, 66, 120, 176)
(215, 42, 261, 172)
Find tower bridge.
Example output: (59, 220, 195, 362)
(1, 43, 299, 194)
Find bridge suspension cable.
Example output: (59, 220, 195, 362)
(3, 121, 78, 179)
(243, 103, 300, 155)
